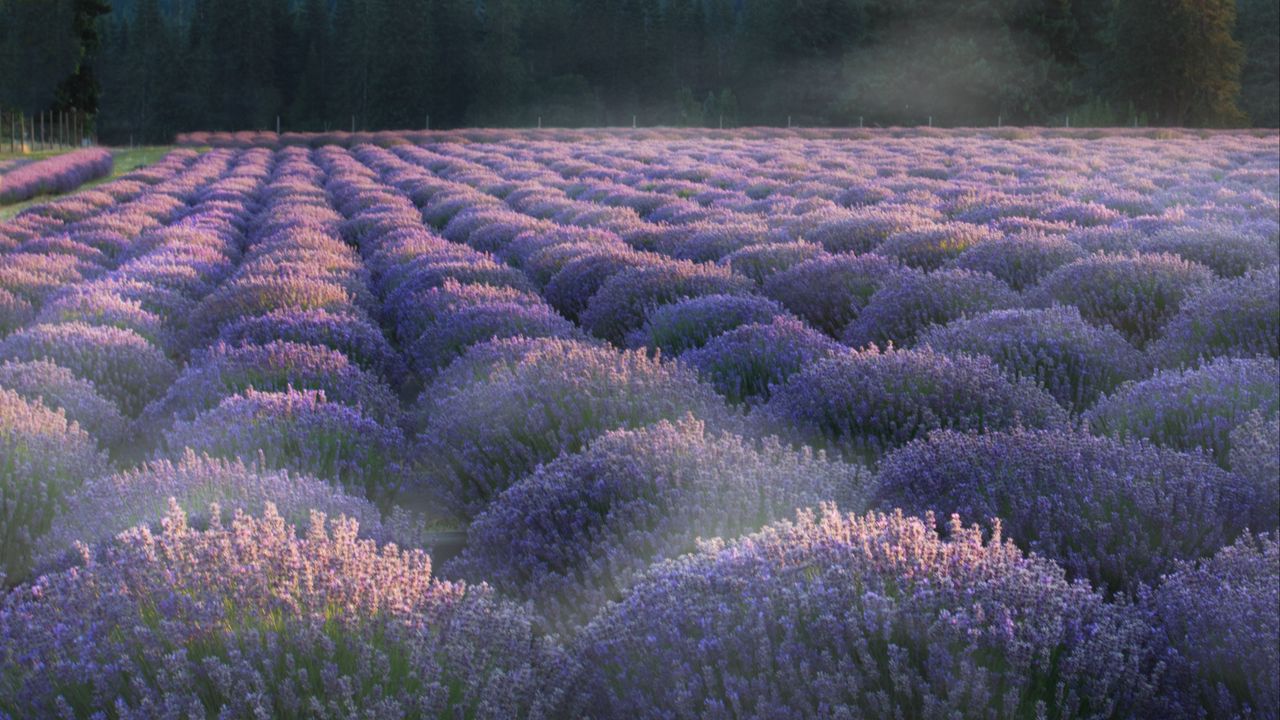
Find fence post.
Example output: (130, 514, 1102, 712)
(632, 115, 637, 129)
(859, 116, 863, 128)
(277, 115, 281, 135)
(351, 115, 356, 133)
(997, 114, 1002, 127)
(787, 116, 792, 128)
(928, 115, 932, 127)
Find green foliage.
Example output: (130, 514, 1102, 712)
(2, 0, 1275, 137)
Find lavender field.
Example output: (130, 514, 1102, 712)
(0, 129, 1277, 718)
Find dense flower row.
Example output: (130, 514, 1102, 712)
(0, 148, 113, 205)
(0, 132, 1276, 717)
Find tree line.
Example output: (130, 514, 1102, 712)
(1, 0, 1277, 143)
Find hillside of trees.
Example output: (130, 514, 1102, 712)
(2, 0, 1278, 142)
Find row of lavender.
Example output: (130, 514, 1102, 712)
(176, 125, 1280, 150)
(0, 133, 1277, 718)
(0, 148, 114, 206)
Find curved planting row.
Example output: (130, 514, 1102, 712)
(1, 134, 1277, 719)
(0, 148, 114, 206)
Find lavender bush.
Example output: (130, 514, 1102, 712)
(761, 346, 1068, 462)
(0, 504, 568, 718)
(871, 428, 1252, 594)
(950, 232, 1086, 290)
(763, 252, 906, 335)
(0, 387, 109, 583)
(0, 322, 175, 416)
(1031, 252, 1215, 347)
(631, 293, 791, 355)
(842, 268, 1021, 348)
(1227, 411, 1280, 532)
(449, 417, 867, 633)
(0, 148, 114, 205)
(1086, 356, 1279, 466)
(571, 505, 1164, 718)
(1148, 268, 1280, 368)
(415, 339, 734, 518)
(31, 449, 394, 574)
(918, 306, 1147, 411)
(0, 359, 128, 449)
(579, 259, 755, 345)
(681, 316, 846, 405)
(1148, 534, 1279, 719)
(161, 388, 408, 502)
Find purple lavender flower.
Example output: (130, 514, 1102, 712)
(949, 232, 1086, 291)
(0, 387, 109, 582)
(407, 301, 578, 377)
(542, 246, 652, 321)
(631, 293, 791, 356)
(763, 252, 906, 335)
(1086, 356, 1279, 467)
(140, 340, 402, 431)
(0, 322, 175, 416)
(0, 148, 114, 205)
(161, 387, 408, 502)
(760, 345, 1068, 462)
(1030, 252, 1215, 347)
(842, 268, 1021, 349)
(918, 306, 1147, 412)
(2, 503, 568, 718)
(0, 359, 128, 450)
(1147, 533, 1279, 719)
(719, 239, 829, 285)
(571, 505, 1164, 718)
(872, 428, 1253, 594)
(449, 417, 868, 633)
(415, 339, 735, 518)
(876, 222, 1002, 270)
(1149, 268, 1280, 368)
(579, 259, 755, 345)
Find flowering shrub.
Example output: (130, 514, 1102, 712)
(842, 268, 1021, 348)
(0, 387, 109, 582)
(1086, 356, 1279, 466)
(162, 388, 408, 502)
(681, 317, 846, 405)
(1031, 252, 1215, 347)
(871, 428, 1251, 594)
(0, 322, 175, 416)
(0, 504, 567, 718)
(0, 288, 33, 336)
(571, 505, 1163, 718)
(450, 417, 867, 633)
(1149, 268, 1280, 368)
(876, 222, 1001, 270)
(32, 450, 391, 573)
(542, 247, 651, 321)
(1228, 411, 1280, 532)
(141, 341, 401, 430)
(0, 359, 128, 449)
(760, 346, 1068, 462)
(1148, 534, 1279, 719)
(416, 339, 733, 518)
(632, 293, 791, 355)
(36, 288, 169, 349)
(186, 275, 363, 345)
(918, 306, 1147, 411)
(1138, 227, 1279, 278)
(763, 253, 906, 335)
(217, 308, 410, 387)
(0, 148, 114, 205)
(719, 240, 828, 284)
(950, 232, 1086, 290)
(579, 259, 755, 345)
(408, 301, 578, 377)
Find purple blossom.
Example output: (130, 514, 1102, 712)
(450, 417, 868, 634)
(949, 232, 1087, 291)
(571, 505, 1165, 718)
(0, 148, 114, 205)
(872, 428, 1253, 594)
(759, 345, 1069, 462)
(2, 503, 568, 718)
(1086, 356, 1279, 467)
(0, 359, 128, 450)
(1149, 268, 1280, 369)
(0, 387, 109, 583)
(762, 252, 906, 335)
(842, 268, 1021, 349)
